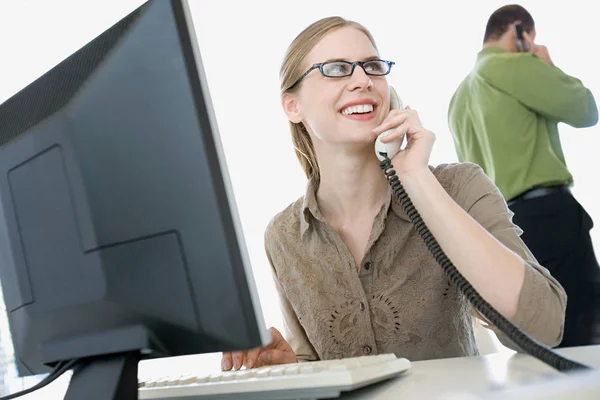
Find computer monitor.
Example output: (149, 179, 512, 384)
(0, 0, 269, 398)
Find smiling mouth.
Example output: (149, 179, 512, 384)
(341, 104, 375, 115)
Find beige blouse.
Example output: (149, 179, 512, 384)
(264, 162, 566, 362)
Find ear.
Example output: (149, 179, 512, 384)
(281, 92, 302, 123)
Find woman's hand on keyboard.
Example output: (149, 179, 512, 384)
(221, 327, 297, 371)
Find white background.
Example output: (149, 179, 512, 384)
(0, 0, 598, 396)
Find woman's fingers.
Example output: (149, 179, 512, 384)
(244, 347, 263, 369)
(372, 111, 409, 136)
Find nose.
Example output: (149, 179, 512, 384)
(347, 64, 372, 91)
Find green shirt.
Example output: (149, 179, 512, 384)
(448, 47, 598, 201)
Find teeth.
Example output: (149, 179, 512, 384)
(342, 104, 374, 115)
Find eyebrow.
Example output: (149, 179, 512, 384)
(322, 55, 381, 63)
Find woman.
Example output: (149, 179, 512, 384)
(221, 16, 566, 372)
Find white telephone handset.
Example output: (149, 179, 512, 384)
(374, 86, 404, 161)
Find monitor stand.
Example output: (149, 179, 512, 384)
(64, 351, 140, 400)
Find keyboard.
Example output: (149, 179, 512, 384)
(138, 353, 411, 399)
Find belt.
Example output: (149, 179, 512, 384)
(507, 185, 570, 207)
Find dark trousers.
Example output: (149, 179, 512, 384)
(509, 190, 600, 347)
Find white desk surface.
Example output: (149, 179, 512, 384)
(341, 345, 600, 399)
(11, 345, 600, 399)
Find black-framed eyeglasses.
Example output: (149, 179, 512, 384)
(287, 59, 395, 90)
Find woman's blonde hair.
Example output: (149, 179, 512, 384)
(279, 17, 378, 183)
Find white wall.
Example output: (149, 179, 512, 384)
(0, 0, 598, 393)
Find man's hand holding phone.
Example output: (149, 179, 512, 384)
(522, 30, 555, 67)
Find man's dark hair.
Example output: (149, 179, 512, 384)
(483, 4, 535, 43)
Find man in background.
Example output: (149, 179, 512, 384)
(448, 4, 599, 347)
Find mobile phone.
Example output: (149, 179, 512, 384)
(515, 22, 529, 52)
